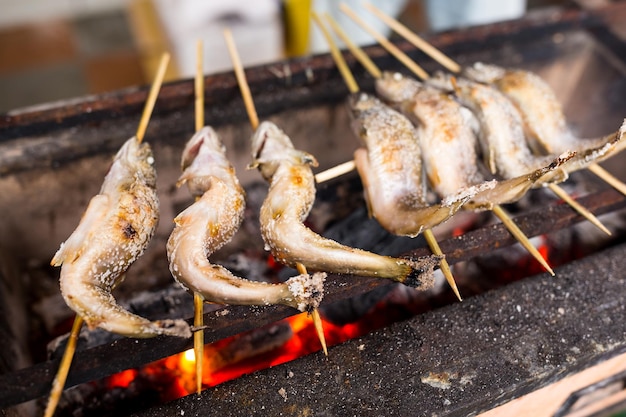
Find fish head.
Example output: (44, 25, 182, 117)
(462, 62, 506, 84)
(425, 71, 457, 92)
(375, 71, 422, 104)
(107, 136, 157, 189)
(249, 121, 317, 180)
(347, 92, 381, 138)
(347, 92, 380, 114)
(180, 126, 227, 172)
(177, 126, 235, 195)
(250, 121, 296, 162)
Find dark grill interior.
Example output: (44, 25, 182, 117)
(1, 2, 626, 416)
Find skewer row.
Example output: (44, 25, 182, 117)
(43, 5, 626, 414)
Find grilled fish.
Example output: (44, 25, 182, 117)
(251, 121, 439, 289)
(348, 92, 471, 236)
(52, 137, 190, 338)
(167, 127, 324, 312)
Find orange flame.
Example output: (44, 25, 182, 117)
(107, 369, 137, 389)
(103, 309, 375, 401)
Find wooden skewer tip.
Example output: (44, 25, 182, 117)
(311, 308, 328, 356)
(423, 229, 462, 301)
(492, 205, 555, 276)
(44, 316, 84, 417)
(548, 183, 611, 236)
(136, 52, 170, 143)
(588, 164, 626, 197)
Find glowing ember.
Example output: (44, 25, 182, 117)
(100, 231, 568, 404)
(107, 369, 137, 389)
(102, 309, 375, 402)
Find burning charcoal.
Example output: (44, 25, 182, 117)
(204, 322, 293, 372)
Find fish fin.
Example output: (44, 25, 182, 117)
(51, 194, 110, 266)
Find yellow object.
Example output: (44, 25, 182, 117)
(127, 0, 179, 81)
(283, 0, 312, 57)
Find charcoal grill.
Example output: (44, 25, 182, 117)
(1, 2, 626, 416)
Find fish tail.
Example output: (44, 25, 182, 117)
(398, 255, 442, 290)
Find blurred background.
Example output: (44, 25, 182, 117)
(0, 0, 570, 113)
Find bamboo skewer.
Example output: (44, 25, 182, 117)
(137, 53, 171, 143)
(587, 164, 626, 196)
(43, 316, 83, 417)
(323, 13, 382, 80)
(339, 3, 429, 81)
(44, 52, 171, 417)
(314, 160, 356, 183)
(195, 41, 205, 133)
(193, 40, 205, 395)
(312, 12, 463, 301)
(361, 2, 614, 237)
(334, 7, 555, 276)
(224, 28, 328, 356)
(193, 292, 204, 394)
(362, 1, 461, 74)
(547, 183, 610, 235)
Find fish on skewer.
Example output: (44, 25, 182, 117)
(51, 136, 191, 338)
(319, 9, 561, 277)
(45, 53, 186, 417)
(428, 72, 558, 179)
(349, 92, 474, 237)
(463, 63, 619, 154)
(167, 127, 325, 312)
(462, 63, 626, 168)
(429, 71, 625, 187)
(222, 28, 330, 354)
(251, 120, 441, 289)
(311, 11, 464, 299)
(375, 71, 570, 211)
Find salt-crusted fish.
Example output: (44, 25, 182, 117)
(166, 127, 324, 312)
(348, 92, 471, 237)
(51, 137, 191, 338)
(251, 121, 439, 289)
(376, 71, 571, 210)
(462, 63, 626, 181)
(428, 71, 559, 179)
(464, 62, 625, 156)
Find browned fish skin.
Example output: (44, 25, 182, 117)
(349, 92, 470, 237)
(429, 72, 557, 179)
(463, 63, 620, 154)
(251, 121, 439, 289)
(52, 137, 191, 338)
(167, 127, 324, 312)
(376, 72, 483, 198)
(375, 71, 573, 210)
(462, 63, 626, 179)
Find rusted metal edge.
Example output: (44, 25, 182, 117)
(1, 187, 624, 409)
(1, 3, 624, 142)
(2, 4, 625, 178)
